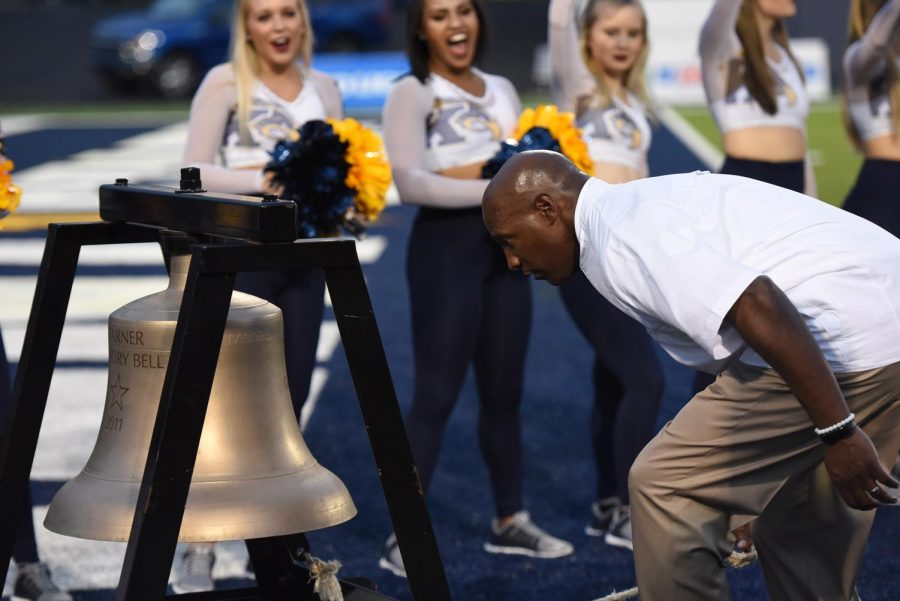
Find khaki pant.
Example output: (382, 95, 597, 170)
(629, 361, 900, 601)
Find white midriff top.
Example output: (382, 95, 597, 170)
(707, 47, 809, 133)
(700, 0, 808, 134)
(577, 93, 652, 171)
(382, 70, 521, 209)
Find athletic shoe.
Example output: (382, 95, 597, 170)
(377, 533, 407, 578)
(483, 510, 574, 558)
(13, 562, 72, 601)
(604, 507, 633, 551)
(172, 543, 216, 593)
(585, 497, 621, 536)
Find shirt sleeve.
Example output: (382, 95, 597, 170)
(843, 0, 900, 88)
(382, 76, 489, 208)
(548, 0, 595, 113)
(182, 65, 264, 194)
(699, 0, 743, 105)
(309, 70, 344, 119)
(603, 208, 761, 358)
(496, 75, 523, 117)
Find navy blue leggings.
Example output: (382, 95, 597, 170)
(405, 207, 531, 519)
(693, 156, 807, 393)
(234, 268, 325, 419)
(720, 156, 805, 193)
(0, 327, 40, 564)
(842, 159, 900, 239)
(559, 271, 664, 503)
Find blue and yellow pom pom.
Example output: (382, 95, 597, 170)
(482, 104, 593, 179)
(266, 118, 390, 239)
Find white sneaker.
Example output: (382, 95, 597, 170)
(483, 510, 574, 559)
(377, 533, 407, 578)
(172, 543, 216, 593)
(13, 562, 72, 601)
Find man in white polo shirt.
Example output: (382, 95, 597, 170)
(481, 151, 900, 601)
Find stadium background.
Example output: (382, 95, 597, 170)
(0, 0, 895, 599)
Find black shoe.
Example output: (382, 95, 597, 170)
(14, 562, 72, 601)
(585, 497, 620, 537)
(483, 510, 574, 558)
(604, 507, 633, 551)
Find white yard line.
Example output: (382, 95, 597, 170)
(657, 105, 724, 171)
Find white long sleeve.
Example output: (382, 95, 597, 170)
(183, 66, 262, 194)
(548, 0, 595, 113)
(699, 0, 745, 110)
(844, 0, 900, 89)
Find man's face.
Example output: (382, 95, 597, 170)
(484, 195, 577, 286)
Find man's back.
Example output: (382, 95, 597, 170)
(575, 171, 900, 373)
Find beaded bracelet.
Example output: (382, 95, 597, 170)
(814, 413, 857, 446)
(814, 413, 855, 435)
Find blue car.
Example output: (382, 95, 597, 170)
(89, 0, 391, 98)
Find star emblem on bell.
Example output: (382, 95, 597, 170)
(105, 374, 129, 413)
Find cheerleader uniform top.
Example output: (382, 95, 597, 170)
(548, 0, 651, 175)
(183, 63, 343, 194)
(699, 0, 809, 134)
(382, 69, 521, 209)
(844, 0, 900, 142)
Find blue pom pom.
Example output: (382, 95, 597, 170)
(264, 119, 353, 238)
(518, 127, 560, 153)
(481, 127, 562, 179)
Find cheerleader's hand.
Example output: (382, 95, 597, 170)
(262, 171, 284, 197)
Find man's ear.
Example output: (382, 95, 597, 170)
(533, 193, 558, 225)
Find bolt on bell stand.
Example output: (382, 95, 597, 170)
(0, 169, 452, 600)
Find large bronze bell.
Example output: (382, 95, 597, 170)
(44, 251, 356, 542)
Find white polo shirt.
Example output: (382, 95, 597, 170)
(574, 172, 900, 374)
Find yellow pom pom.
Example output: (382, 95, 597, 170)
(512, 104, 593, 175)
(0, 157, 22, 225)
(327, 118, 392, 222)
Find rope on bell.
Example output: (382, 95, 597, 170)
(725, 545, 758, 568)
(300, 550, 343, 601)
(592, 545, 757, 601)
(593, 587, 639, 600)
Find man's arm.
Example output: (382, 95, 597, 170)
(725, 276, 898, 510)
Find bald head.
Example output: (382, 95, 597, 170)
(481, 151, 589, 285)
(483, 150, 588, 219)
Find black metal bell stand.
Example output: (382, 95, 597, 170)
(0, 169, 452, 600)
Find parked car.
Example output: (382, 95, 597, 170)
(89, 0, 392, 99)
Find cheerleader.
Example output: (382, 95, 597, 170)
(0, 130, 71, 601)
(179, 0, 341, 591)
(548, 0, 663, 551)
(700, 0, 815, 195)
(378, 0, 573, 578)
(842, 0, 900, 238)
